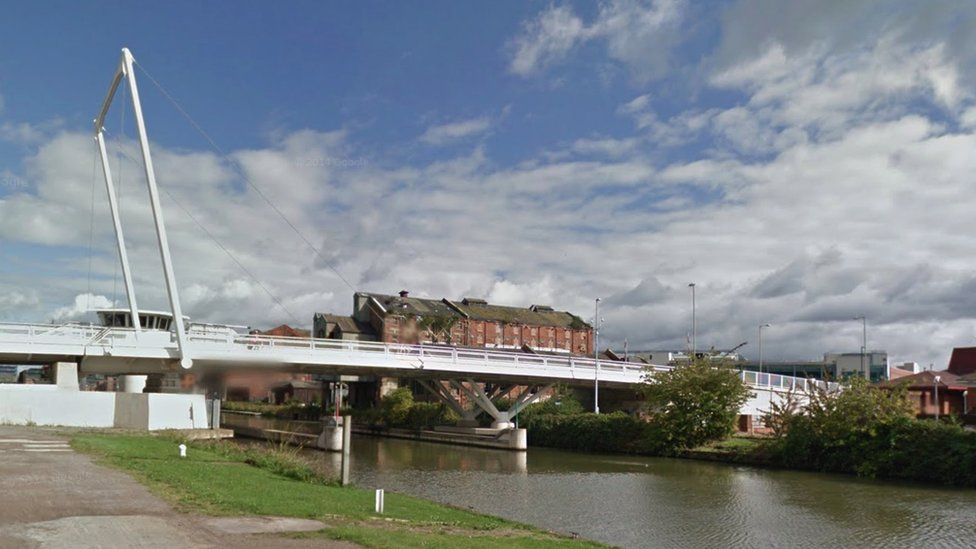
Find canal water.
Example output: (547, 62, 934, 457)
(229, 416, 976, 548)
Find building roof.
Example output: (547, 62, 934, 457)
(272, 380, 323, 391)
(322, 314, 374, 335)
(358, 292, 459, 318)
(948, 347, 976, 376)
(451, 298, 588, 328)
(879, 370, 971, 389)
(253, 324, 310, 338)
(356, 291, 590, 329)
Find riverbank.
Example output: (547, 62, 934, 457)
(70, 432, 603, 548)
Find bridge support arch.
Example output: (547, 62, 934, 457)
(416, 379, 553, 429)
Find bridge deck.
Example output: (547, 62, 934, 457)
(0, 322, 829, 393)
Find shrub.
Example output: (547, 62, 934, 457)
(521, 411, 656, 453)
(366, 388, 459, 430)
(517, 385, 584, 421)
(380, 387, 415, 427)
(642, 357, 751, 450)
(763, 377, 976, 486)
(405, 402, 458, 430)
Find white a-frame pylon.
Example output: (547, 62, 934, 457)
(93, 47, 192, 369)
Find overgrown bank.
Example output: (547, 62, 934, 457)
(520, 358, 751, 455)
(517, 370, 976, 488)
(760, 377, 976, 487)
(71, 433, 603, 548)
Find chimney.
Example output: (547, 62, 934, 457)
(398, 290, 409, 298)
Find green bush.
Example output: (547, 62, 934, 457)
(405, 402, 459, 430)
(380, 387, 415, 427)
(642, 358, 750, 450)
(517, 364, 747, 456)
(764, 377, 976, 487)
(517, 386, 584, 422)
(364, 388, 459, 431)
(521, 411, 656, 453)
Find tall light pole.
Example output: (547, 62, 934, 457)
(594, 298, 601, 414)
(934, 375, 941, 420)
(688, 283, 697, 357)
(758, 323, 771, 378)
(853, 316, 867, 380)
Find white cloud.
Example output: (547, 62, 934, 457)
(0, 290, 38, 312)
(420, 117, 491, 146)
(49, 293, 112, 323)
(509, 5, 586, 77)
(0, 119, 64, 145)
(509, 0, 685, 80)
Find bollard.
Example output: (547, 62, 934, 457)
(340, 415, 352, 486)
(374, 489, 384, 514)
(178, 443, 187, 458)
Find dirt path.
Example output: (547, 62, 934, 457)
(0, 426, 353, 548)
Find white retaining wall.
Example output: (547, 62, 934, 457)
(0, 384, 207, 429)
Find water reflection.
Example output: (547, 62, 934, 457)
(227, 414, 976, 548)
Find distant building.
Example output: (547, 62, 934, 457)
(880, 370, 976, 419)
(271, 380, 324, 405)
(314, 290, 594, 356)
(312, 314, 377, 341)
(734, 351, 889, 381)
(947, 347, 976, 376)
(888, 362, 920, 380)
(824, 352, 888, 381)
(250, 324, 310, 338)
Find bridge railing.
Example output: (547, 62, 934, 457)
(0, 321, 835, 391)
(210, 330, 661, 379)
(741, 370, 836, 392)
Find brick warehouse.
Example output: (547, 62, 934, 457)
(314, 290, 594, 356)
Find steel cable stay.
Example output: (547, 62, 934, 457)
(110, 79, 129, 308)
(86, 139, 98, 313)
(99, 130, 302, 326)
(132, 60, 356, 293)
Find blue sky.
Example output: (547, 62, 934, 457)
(2, 1, 976, 367)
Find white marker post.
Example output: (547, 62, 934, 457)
(374, 489, 384, 514)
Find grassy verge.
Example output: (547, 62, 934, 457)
(71, 433, 603, 548)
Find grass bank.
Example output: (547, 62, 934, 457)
(71, 433, 603, 548)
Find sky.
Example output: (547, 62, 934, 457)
(2, 1, 976, 367)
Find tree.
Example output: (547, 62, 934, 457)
(768, 376, 915, 474)
(642, 357, 751, 451)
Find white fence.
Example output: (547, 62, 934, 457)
(0, 322, 832, 391)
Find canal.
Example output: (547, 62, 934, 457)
(229, 416, 976, 548)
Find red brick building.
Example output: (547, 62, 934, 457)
(880, 370, 976, 419)
(315, 291, 593, 356)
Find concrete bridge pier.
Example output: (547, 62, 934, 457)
(118, 375, 148, 393)
(317, 416, 345, 451)
(52, 362, 79, 390)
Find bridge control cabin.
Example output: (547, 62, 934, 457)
(94, 308, 247, 336)
(95, 308, 185, 331)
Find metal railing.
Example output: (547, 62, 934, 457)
(0, 321, 832, 390)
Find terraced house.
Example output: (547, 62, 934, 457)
(315, 290, 593, 356)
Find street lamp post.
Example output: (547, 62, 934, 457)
(688, 283, 696, 357)
(758, 323, 771, 380)
(594, 297, 601, 415)
(934, 375, 941, 420)
(853, 316, 867, 380)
